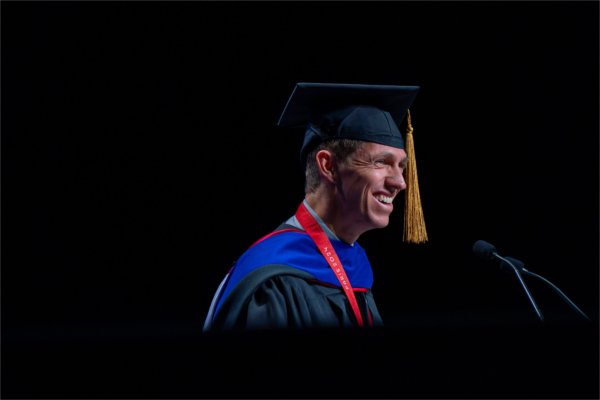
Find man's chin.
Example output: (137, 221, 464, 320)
(369, 215, 390, 229)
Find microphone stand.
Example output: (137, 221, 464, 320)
(494, 253, 544, 322)
(520, 270, 590, 321)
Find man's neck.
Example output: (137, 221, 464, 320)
(305, 192, 361, 244)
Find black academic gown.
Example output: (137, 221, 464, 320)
(209, 222, 384, 331)
(212, 265, 383, 331)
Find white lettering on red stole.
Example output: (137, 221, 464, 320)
(324, 246, 350, 290)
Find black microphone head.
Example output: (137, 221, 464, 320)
(472, 240, 498, 261)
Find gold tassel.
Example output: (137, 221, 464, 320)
(403, 110, 428, 243)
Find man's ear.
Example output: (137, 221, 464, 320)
(315, 150, 336, 184)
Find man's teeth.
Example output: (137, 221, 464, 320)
(376, 195, 393, 204)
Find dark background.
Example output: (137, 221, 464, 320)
(2, 1, 598, 398)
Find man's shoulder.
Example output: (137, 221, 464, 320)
(273, 222, 299, 231)
(240, 227, 312, 258)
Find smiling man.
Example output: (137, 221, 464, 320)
(204, 83, 427, 331)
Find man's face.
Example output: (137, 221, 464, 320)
(335, 142, 408, 234)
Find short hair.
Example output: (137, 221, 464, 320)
(304, 139, 364, 194)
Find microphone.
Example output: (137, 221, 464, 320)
(504, 256, 525, 272)
(473, 240, 526, 272)
(473, 240, 543, 321)
(472, 239, 497, 261)
(472, 240, 590, 322)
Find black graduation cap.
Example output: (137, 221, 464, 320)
(277, 82, 420, 164)
(277, 82, 428, 244)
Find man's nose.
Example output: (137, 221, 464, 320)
(387, 173, 407, 193)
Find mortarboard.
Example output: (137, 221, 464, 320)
(277, 82, 428, 244)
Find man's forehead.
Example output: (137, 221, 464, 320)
(359, 142, 407, 159)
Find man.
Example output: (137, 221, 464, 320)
(203, 83, 427, 331)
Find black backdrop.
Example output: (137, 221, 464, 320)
(2, 1, 598, 398)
